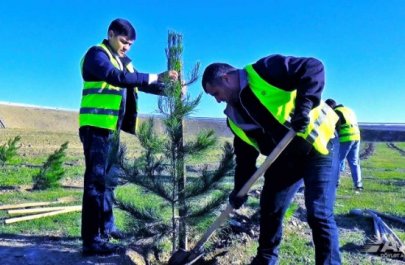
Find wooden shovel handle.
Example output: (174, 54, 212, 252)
(192, 130, 296, 252)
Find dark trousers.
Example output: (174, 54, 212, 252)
(79, 126, 118, 245)
(257, 136, 341, 265)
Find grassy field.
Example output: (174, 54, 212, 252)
(0, 127, 404, 264)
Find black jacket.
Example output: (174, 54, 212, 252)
(81, 39, 164, 134)
(232, 54, 325, 190)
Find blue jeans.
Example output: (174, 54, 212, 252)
(254, 136, 341, 265)
(79, 126, 119, 245)
(339, 141, 362, 188)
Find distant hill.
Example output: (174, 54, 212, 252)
(0, 103, 231, 137)
(0, 103, 79, 132)
(1, 103, 404, 141)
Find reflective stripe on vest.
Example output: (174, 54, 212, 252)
(228, 118, 259, 151)
(79, 43, 137, 131)
(238, 64, 338, 155)
(335, 106, 360, 142)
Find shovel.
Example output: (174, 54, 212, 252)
(168, 130, 296, 265)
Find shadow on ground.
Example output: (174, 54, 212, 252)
(0, 234, 138, 265)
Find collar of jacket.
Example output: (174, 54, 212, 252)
(334, 104, 344, 109)
(238, 69, 249, 91)
(101, 39, 132, 66)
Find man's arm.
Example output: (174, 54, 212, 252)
(139, 73, 184, 96)
(82, 47, 150, 87)
(233, 136, 259, 192)
(334, 108, 345, 132)
(253, 55, 325, 132)
(229, 135, 259, 209)
(138, 83, 165, 95)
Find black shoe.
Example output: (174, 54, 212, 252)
(355, 186, 364, 193)
(250, 257, 266, 265)
(102, 229, 126, 240)
(82, 241, 123, 256)
(109, 229, 126, 240)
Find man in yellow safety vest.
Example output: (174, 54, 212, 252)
(79, 18, 178, 256)
(325, 99, 363, 191)
(202, 55, 341, 265)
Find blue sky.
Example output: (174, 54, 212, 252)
(0, 0, 404, 122)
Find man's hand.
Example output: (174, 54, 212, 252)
(158, 70, 178, 82)
(181, 81, 187, 99)
(291, 112, 310, 133)
(229, 189, 248, 209)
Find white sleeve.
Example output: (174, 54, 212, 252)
(148, 74, 159, 84)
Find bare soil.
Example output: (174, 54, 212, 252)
(0, 234, 145, 265)
(1, 198, 404, 265)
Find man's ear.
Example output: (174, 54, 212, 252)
(108, 30, 114, 39)
(221, 73, 231, 85)
(220, 74, 227, 84)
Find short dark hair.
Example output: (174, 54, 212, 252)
(325, 98, 337, 108)
(108, 18, 136, 41)
(201, 63, 236, 92)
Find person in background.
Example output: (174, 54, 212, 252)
(202, 55, 341, 265)
(79, 18, 178, 255)
(325, 99, 363, 191)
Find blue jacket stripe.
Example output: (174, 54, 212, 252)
(82, 89, 123, 96)
(80, 108, 119, 116)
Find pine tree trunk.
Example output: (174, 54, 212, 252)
(177, 142, 187, 250)
(167, 32, 188, 250)
(171, 145, 177, 252)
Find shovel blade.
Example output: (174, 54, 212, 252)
(168, 248, 204, 265)
(168, 249, 189, 265)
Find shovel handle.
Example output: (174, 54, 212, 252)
(236, 130, 296, 198)
(192, 130, 296, 252)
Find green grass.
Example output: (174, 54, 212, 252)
(394, 142, 405, 148)
(362, 142, 404, 170)
(115, 184, 172, 222)
(279, 232, 315, 264)
(362, 168, 405, 180)
(215, 142, 405, 264)
(0, 188, 82, 237)
(1, 130, 404, 264)
(0, 188, 82, 205)
(1, 211, 81, 237)
(0, 166, 38, 186)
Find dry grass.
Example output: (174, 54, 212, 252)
(0, 103, 231, 137)
(0, 104, 78, 132)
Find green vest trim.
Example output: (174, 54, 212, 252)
(244, 65, 296, 124)
(335, 106, 360, 142)
(228, 118, 260, 151)
(238, 64, 338, 155)
(79, 43, 137, 131)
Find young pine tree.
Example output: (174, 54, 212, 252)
(32, 141, 68, 190)
(116, 32, 235, 257)
(0, 136, 21, 166)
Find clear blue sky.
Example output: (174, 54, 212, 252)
(0, 0, 404, 122)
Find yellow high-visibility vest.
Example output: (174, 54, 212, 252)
(79, 43, 137, 131)
(335, 106, 360, 142)
(228, 65, 338, 155)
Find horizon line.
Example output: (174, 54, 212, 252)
(1, 101, 404, 124)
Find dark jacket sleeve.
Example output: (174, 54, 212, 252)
(138, 83, 165, 95)
(82, 46, 150, 87)
(333, 107, 345, 132)
(233, 135, 259, 192)
(253, 54, 325, 117)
